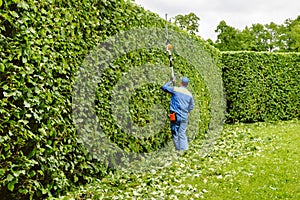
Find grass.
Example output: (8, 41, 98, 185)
(53, 119, 300, 200)
(183, 120, 300, 199)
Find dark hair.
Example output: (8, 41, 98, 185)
(181, 81, 188, 87)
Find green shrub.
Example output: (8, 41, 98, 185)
(221, 51, 300, 123)
(0, 0, 216, 199)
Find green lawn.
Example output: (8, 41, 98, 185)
(54, 120, 300, 200)
(183, 120, 300, 200)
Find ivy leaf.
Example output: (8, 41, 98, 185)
(8, 180, 16, 191)
(18, 1, 29, 10)
(10, 11, 19, 18)
(24, 100, 30, 108)
(0, 168, 5, 178)
(0, 63, 4, 72)
(3, 85, 8, 90)
(13, 170, 26, 178)
(6, 174, 14, 182)
(22, 57, 27, 64)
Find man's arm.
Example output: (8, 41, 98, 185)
(188, 97, 194, 112)
(161, 81, 175, 94)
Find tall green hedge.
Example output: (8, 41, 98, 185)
(0, 0, 162, 199)
(221, 51, 300, 123)
(0, 0, 216, 199)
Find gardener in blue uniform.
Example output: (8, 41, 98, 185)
(162, 77, 194, 151)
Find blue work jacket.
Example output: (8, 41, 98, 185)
(162, 81, 194, 120)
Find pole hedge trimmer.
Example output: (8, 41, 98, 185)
(165, 13, 175, 85)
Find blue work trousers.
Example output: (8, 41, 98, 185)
(170, 114, 188, 151)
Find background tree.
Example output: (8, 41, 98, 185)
(239, 26, 256, 50)
(264, 22, 280, 51)
(172, 12, 299, 52)
(214, 20, 241, 51)
(211, 16, 300, 52)
(249, 23, 270, 51)
(290, 24, 300, 51)
(277, 20, 292, 51)
(174, 12, 200, 35)
(285, 16, 300, 52)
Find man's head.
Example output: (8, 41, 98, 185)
(180, 77, 189, 87)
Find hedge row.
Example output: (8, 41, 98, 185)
(0, 0, 215, 199)
(221, 51, 300, 123)
(0, 0, 164, 199)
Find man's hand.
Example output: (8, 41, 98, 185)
(170, 76, 175, 83)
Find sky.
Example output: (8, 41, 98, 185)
(134, 0, 300, 40)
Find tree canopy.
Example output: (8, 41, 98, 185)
(173, 12, 200, 35)
(212, 16, 300, 52)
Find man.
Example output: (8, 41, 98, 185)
(162, 77, 194, 152)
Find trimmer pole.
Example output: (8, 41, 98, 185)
(165, 13, 175, 85)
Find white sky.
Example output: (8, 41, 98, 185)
(134, 0, 300, 40)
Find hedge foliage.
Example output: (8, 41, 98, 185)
(0, 0, 216, 199)
(222, 51, 300, 123)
